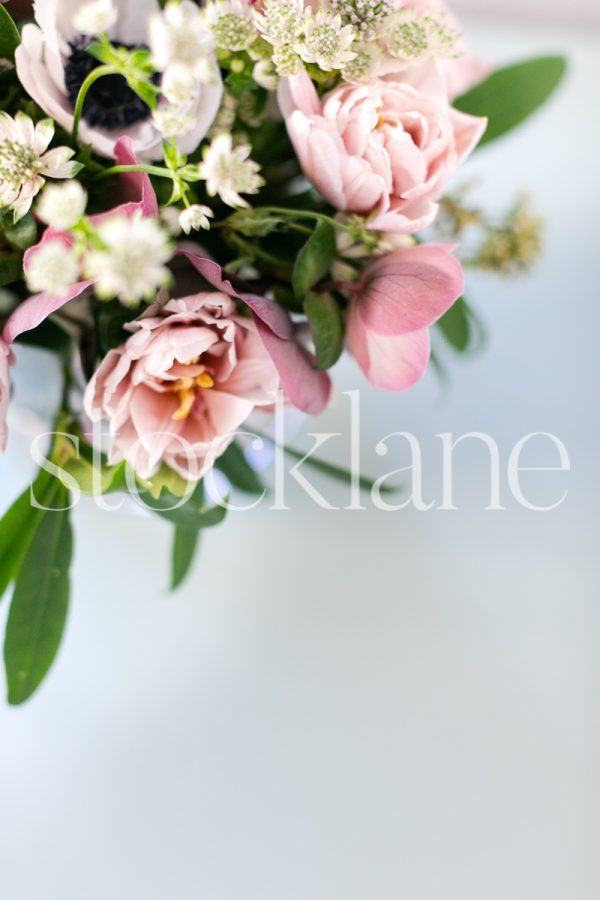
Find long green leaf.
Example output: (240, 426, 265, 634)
(171, 526, 200, 591)
(0, 470, 61, 601)
(0, 5, 20, 64)
(304, 291, 345, 370)
(279, 444, 401, 495)
(454, 56, 567, 149)
(215, 442, 264, 495)
(4, 484, 73, 705)
(292, 220, 336, 300)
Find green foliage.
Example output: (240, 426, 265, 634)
(171, 526, 201, 591)
(215, 442, 265, 496)
(0, 209, 38, 251)
(436, 298, 486, 354)
(0, 251, 21, 287)
(292, 220, 336, 300)
(303, 292, 345, 370)
(0, 4, 20, 64)
(455, 56, 567, 148)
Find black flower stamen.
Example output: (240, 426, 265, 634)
(65, 38, 158, 131)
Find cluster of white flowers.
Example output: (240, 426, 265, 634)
(199, 133, 264, 209)
(147, 1, 220, 139)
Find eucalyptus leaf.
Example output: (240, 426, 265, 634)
(292, 220, 336, 300)
(4, 484, 73, 705)
(454, 56, 567, 148)
(304, 292, 345, 370)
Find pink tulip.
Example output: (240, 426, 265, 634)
(84, 292, 282, 481)
(0, 337, 12, 454)
(279, 64, 487, 234)
(346, 243, 464, 391)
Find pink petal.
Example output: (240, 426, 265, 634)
(2, 280, 94, 344)
(355, 243, 464, 336)
(114, 136, 159, 217)
(347, 300, 432, 392)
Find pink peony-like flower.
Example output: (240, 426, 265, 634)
(346, 243, 464, 390)
(85, 292, 282, 481)
(0, 337, 12, 454)
(279, 63, 487, 234)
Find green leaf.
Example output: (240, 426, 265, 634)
(145, 464, 192, 500)
(437, 297, 486, 354)
(0, 251, 21, 287)
(171, 525, 200, 591)
(292, 220, 336, 300)
(0, 4, 20, 64)
(142, 481, 228, 531)
(304, 292, 345, 370)
(454, 56, 567, 148)
(0, 470, 61, 601)
(0, 209, 38, 250)
(215, 442, 265, 495)
(277, 443, 401, 495)
(4, 484, 73, 705)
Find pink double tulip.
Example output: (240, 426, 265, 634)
(84, 293, 281, 481)
(346, 243, 464, 390)
(279, 63, 487, 234)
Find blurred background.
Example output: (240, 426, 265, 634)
(1, 4, 599, 900)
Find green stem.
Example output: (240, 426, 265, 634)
(93, 164, 177, 181)
(72, 65, 120, 142)
(253, 207, 357, 236)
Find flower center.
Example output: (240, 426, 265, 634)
(65, 39, 158, 130)
(163, 358, 215, 422)
(0, 141, 40, 189)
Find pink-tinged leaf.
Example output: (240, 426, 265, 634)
(114, 136, 159, 218)
(255, 319, 332, 415)
(2, 281, 94, 344)
(356, 243, 464, 337)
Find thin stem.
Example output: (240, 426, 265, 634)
(72, 65, 120, 142)
(253, 206, 357, 236)
(93, 164, 177, 181)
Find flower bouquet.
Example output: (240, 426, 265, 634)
(0, 0, 564, 704)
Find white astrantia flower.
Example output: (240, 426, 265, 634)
(202, 0, 258, 52)
(252, 60, 279, 92)
(149, 1, 215, 78)
(0, 112, 81, 222)
(161, 63, 199, 107)
(296, 9, 356, 71)
(36, 180, 88, 232)
(199, 133, 264, 209)
(382, 8, 461, 63)
(160, 205, 184, 236)
(84, 213, 172, 307)
(341, 41, 381, 82)
(25, 239, 81, 296)
(72, 0, 119, 37)
(254, 0, 306, 46)
(272, 44, 303, 77)
(152, 105, 198, 138)
(329, 0, 393, 40)
(179, 204, 214, 234)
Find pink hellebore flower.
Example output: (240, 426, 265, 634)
(278, 64, 487, 234)
(0, 338, 12, 454)
(84, 292, 281, 481)
(346, 243, 464, 391)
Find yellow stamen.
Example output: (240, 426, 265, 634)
(196, 373, 214, 389)
(172, 388, 196, 421)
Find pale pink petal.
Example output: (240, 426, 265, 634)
(114, 136, 159, 217)
(2, 281, 94, 344)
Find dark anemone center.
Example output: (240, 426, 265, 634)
(65, 39, 157, 131)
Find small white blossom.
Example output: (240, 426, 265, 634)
(84, 213, 172, 307)
(179, 204, 214, 234)
(296, 9, 356, 72)
(329, 0, 393, 40)
(202, 0, 258, 52)
(382, 9, 461, 62)
(341, 41, 380, 82)
(152, 105, 197, 138)
(254, 0, 306, 46)
(252, 60, 279, 91)
(272, 44, 303, 77)
(25, 239, 80, 296)
(161, 64, 199, 107)
(72, 0, 118, 36)
(0, 112, 80, 222)
(160, 205, 184, 236)
(149, 0, 215, 78)
(198, 133, 264, 208)
(36, 180, 88, 231)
